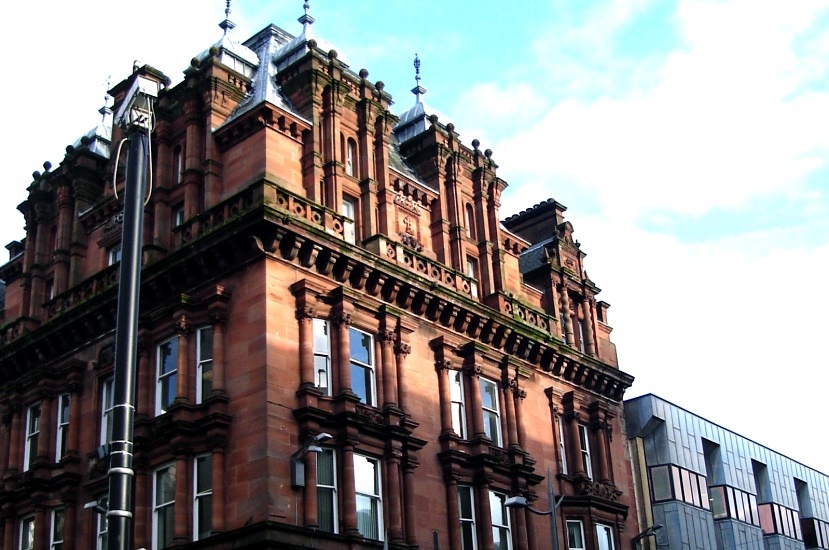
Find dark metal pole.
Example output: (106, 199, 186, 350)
(106, 127, 148, 550)
(548, 467, 561, 550)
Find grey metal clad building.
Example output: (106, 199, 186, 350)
(625, 394, 829, 550)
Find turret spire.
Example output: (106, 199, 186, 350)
(411, 53, 427, 104)
(219, 0, 235, 36)
(298, 0, 315, 30)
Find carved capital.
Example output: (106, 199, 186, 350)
(379, 329, 396, 344)
(295, 305, 316, 321)
(331, 313, 352, 327)
(434, 359, 452, 372)
(563, 411, 581, 422)
(394, 342, 411, 356)
(175, 315, 191, 336)
(464, 363, 483, 377)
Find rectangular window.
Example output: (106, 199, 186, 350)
(108, 245, 122, 266)
(480, 378, 502, 446)
(342, 196, 357, 244)
(153, 463, 176, 550)
(346, 140, 356, 176)
(458, 485, 477, 550)
(19, 516, 34, 550)
(567, 520, 586, 550)
(450, 370, 467, 438)
(354, 454, 383, 540)
(50, 509, 65, 550)
(172, 204, 185, 228)
(174, 146, 184, 184)
(156, 337, 178, 415)
(596, 524, 615, 550)
(557, 416, 568, 475)
(194, 454, 213, 540)
(313, 319, 332, 395)
(24, 403, 41, 471)
(45, 278, 55, 301)
(96, 496, 109, 550)
(196, 327, 213, 404)
(55, 393, 70, 461)
(101, 378, 115, 447)
(577, 424, 592, 479)
(466, 257, 479, 299)
(317, 448, 338, 533)
(489, 490, 512, 550)
(349, 328, 375, 406)
(650, 465, 672, 502)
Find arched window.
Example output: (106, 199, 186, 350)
(346, 138, 357, 177)
(465, 203, 476, 240)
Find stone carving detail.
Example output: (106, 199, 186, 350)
(395, 342, 411, 355)
(394, 192, 422, 215)
(295, 305, 316, 320)
(577, 479, 622, 502)
(331, 313, 352, 326)
(464, 363, 483, 377)
(399, 232, 423, 252)
(434, 359, 452, 372)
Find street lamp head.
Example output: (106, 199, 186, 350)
(314, 432, 333, 443)
(505, 496, 530, 508)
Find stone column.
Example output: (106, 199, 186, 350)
(444, 476, 462, 550)
(380, 328, 397, 409)
(173, 452, 188, 543)
(435, 360, 454, 436)
(333, 312, 353, 397)
(514, 506, 529, 550)
(6, 406, 21, 475)
(296, 305, 316, 390)
(385, 446, 404, 542)
(395, 343, 411, 415)
(581, 298, 596, 356)
(340, 442, 358, 535)
(476, 482, 494, 549)
(134, 459, 149, 550)
(33, 503, 46, 550)
(3, 516, 13, 550)
(36, 392, 54, 463)
(563, 393, 584, 477)
(503, 379, 519, 449)
(403, 457, 419, 546)
(54, 184, 73, 294)
(210, 312, 227, 395)
(559, 285, 574, 346)
(63, 500, 76, 550)
(466, 363, 485, 439)
(67, 382, 82, 455)
(303, 448, 319, 528)
(513, 384, 528, 451)
(175, 315, 191, 404)
(136, 335, 152, 417)
(211, 446, 226, 533)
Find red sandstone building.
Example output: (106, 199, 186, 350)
(0, 7, 637, 550)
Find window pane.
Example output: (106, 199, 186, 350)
(711, 486, 727, 519)
(199, 327, 213, 358)
(356, 494, 379, 539)
(480, 379, 497, 409)
(351, 363, 371, 405)
(671, 466, 683, 501)
(313, 319, 329, 353)
(197, 495, 212, 539)
(651, 465, 672, 501)
(354, 455, 378, 494)
(458, 486, 474, 519)
(759, 503, 775, 534)
(158, 339, 178, 375)
(196, 455, 212, 493)
(681, 469, 693, 505)
(461, 522, 477, 550)
(484, 410, 501, 445)
(318, 450, 335, 486)
(349, 328, 371, 365)
(156, 466, 176, 504)
(567, 521, 585, 549)
(318, 488, 336, 532)
(699, 477, 710, 510)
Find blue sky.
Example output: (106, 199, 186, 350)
(3, 0, 829, 475)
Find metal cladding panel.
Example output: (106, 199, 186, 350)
(625, 395, 829, 521)
(652, 501, 717, 550)
(714, 518, 763, 550)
